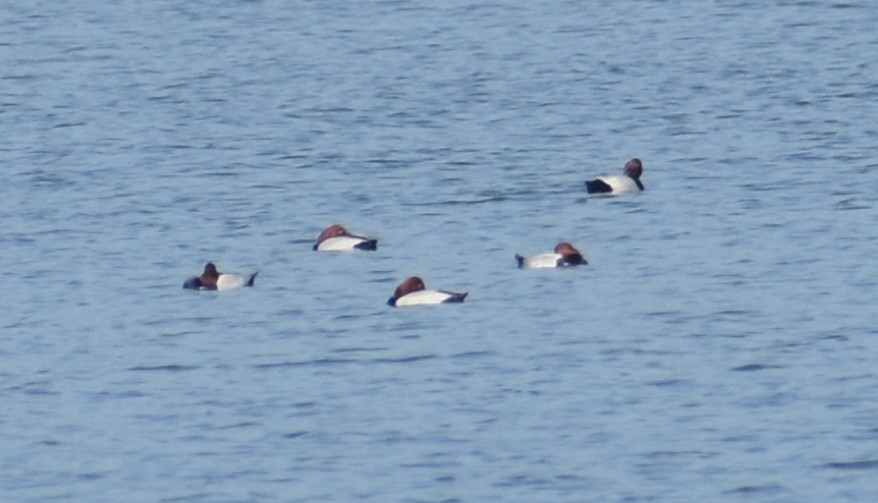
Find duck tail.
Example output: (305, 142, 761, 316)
(585, 179, 613, 194)
(355, 239, 378, 251)
(444, 292, 468, 304)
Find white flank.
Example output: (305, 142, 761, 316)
(317, 235, 368, 251)
(216, 273, 254, 291)
(520, 252, 562, 269)
(394, 290, 456, 307)
(596, 174, 640, 194)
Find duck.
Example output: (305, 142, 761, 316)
(515, 242, 588, 269)
(313, 224, 377, 251)
(585, 158, 644, 194)
(387, 276, 468, 307)
(183, 262, 258, 291)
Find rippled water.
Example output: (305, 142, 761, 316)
(2, 1, 878, 501)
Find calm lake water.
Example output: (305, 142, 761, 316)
(2, 1, 877, 501)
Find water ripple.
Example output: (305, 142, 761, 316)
(824, 459, 878, 470)
(3, 1, 878, 502)
(127, 365, 200, 372)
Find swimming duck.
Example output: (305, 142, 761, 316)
(515, 242, 588, 269)
(183, 262, 258, 291)
(387, 276, 468, 307)
(585, 158, 644, 194)
(313, 224, 378, 251)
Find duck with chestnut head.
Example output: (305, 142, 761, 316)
(515, 242, 588, 269)
(585, 158, 645, 194)
(313, 224, 378, 251)
(183, 262, 258, 291)
(387, 276, 467, 307)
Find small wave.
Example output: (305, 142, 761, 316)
(127, 364, 199, 372)
(824, 459, 878, 470)
(51, 121, 85, 129)
(12, 382, 58, 396)
(835, 198, 870, 211)
(372, 354, 437, 364)
(253, 358, 356, 369)
(647, 378, 688, 387)
(405, 196, 507, 206)
(732, 364, 780, 372)
(450, 350, 494, 359)
(723, 483, 784, 495)
(331, 346, 386, 354)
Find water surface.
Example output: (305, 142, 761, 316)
(2, 1, 877, 501)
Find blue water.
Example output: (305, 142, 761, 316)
(2, 1, 878, 501)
